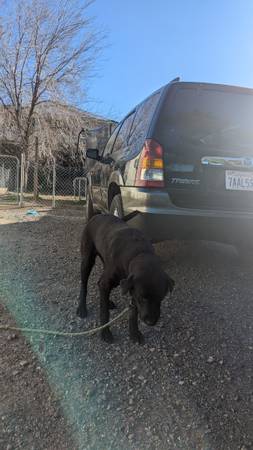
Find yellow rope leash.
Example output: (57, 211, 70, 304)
(0, 307, 129, 337)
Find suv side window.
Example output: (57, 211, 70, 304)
(111, 112, 136, 156)
(128, 92, 161, 155)
(102, 123, 121, 157)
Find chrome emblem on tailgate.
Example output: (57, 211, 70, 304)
(201, 156, 253, 168)
(170, 178, 200, 185)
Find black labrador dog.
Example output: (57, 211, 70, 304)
(77, 214, 174, 343)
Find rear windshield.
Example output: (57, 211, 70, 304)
(159, 85, 253, 151)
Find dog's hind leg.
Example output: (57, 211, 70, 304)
(98, 273, 114, 343)
(77, 240, 96, 318)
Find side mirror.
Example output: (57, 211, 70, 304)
(86, 148, 100, 161)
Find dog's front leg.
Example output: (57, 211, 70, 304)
(98, 274, 114, 343)
(129, 303, 144, 344)
(77, 258, 89, 318)
(77, 245, 96, 318)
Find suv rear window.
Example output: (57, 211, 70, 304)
(159, 85, 253, 152)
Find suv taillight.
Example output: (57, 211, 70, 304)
(134, 139, 165, 187)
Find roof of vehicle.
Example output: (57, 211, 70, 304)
(119, 80, 253, 123)
(166, 80, 253, 95)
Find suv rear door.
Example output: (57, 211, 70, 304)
(154, 83, 253, 213)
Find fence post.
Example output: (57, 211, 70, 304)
(52, 158, 56, 208)
(16, 158, 20, 205)
(33, 137, 39, 200)
(78, 179, 81, 201)
(84, 176, 87, 201)
(19, 153, 25, 207)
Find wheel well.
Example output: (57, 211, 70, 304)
(108, 183, 120, 209)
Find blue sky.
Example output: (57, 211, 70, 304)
(86, 0, 253, 121)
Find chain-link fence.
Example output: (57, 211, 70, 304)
(0, 155, 20, 204)
(54, 165, 87, 207)
(0, 153, 87, 208)
(21, 160, 55, 207)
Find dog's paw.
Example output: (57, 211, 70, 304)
(76, 305, 88, 319)
(130, 331, 144, 345)
(101, 328, 114, 343)
(108, 300, 116, 310)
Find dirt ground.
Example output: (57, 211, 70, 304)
(0, 206, 253, 450)
(0, 303, 76, 450)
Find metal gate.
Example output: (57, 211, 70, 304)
(0, 155, 19, 204)
(0, 153, 88, 208)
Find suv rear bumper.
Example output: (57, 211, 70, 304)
(121, 187, 253, 243)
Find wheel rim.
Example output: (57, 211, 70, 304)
(113, 207, 119, 217)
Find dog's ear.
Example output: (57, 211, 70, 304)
(120, 275, 134, 295)
(167, 275, 175, 293)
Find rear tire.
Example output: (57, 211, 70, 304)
(109, 194, 124, 219)
(85, 187, 94, 222)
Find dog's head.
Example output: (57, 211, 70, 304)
(120, 269, 174, 326)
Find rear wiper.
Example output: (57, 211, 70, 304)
(199, 126, 240, 144)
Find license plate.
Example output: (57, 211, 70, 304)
(225, 170, 253, 191)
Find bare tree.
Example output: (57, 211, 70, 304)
(0, 0, 102, 163)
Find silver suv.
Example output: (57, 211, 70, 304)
(85, 79, 253, 245)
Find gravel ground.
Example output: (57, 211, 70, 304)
(0, 207, 252, 450)
(0, 303, 76, 450)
